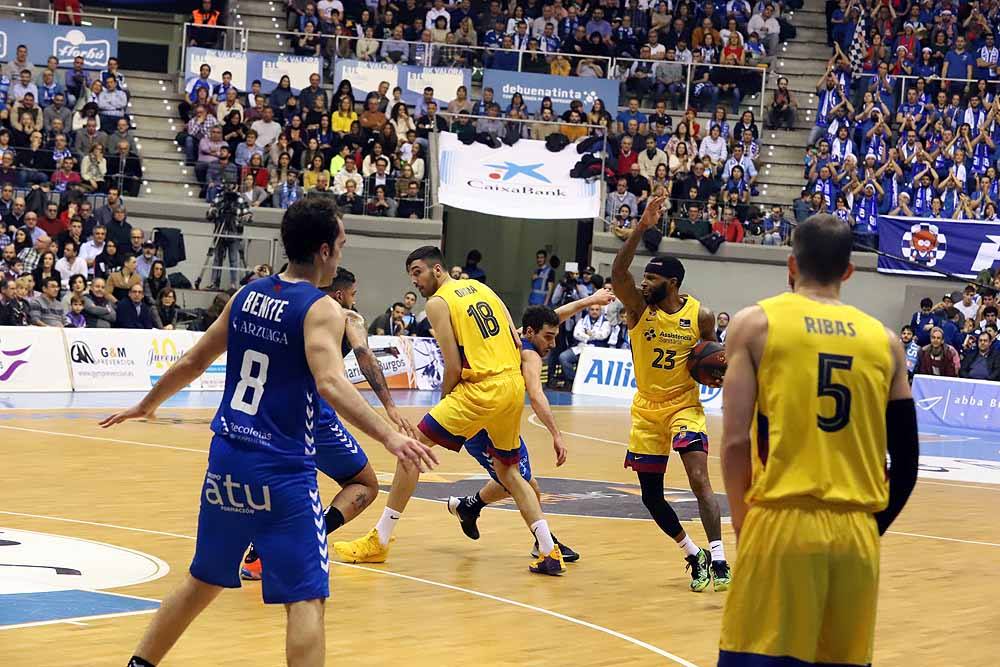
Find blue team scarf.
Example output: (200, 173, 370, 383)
(914, 185, 933, 213)
(853, 195, 879, 232)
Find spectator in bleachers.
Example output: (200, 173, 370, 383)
(79, 144, 108, 194)
(43, 92, 72, 133)
(75, 116, 107, 157)
(30, 277, 64, 327)
(115, 280, 156, 329)
(82, 277, 116, 328)
(63, 56, 90, 107)
(80, 224, 106, 276)
(108, 253, 142, 301)
(0, 277, 24, 325)
(916, 326, 961, 377)
(97, 77, 127, 134)
(107, 139, 142, 198)
(106, 117, 137, 155)
(31, 249, 60, 290)
(3, 45, 32, 81)
(135, 241, 158, 280)
(55, 241, 86, 289)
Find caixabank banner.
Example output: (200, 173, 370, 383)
(437, 132, 601, 220)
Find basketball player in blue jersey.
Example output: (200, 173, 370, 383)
(101, 196, 436, 667)
(445, 287, 615, 561)
(240, 266, 419, 580)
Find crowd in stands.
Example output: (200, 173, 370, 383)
(804, 0, 1000, 250)
(904, 278, 1000, 381)
(0, 186, 184, 329)
(0, 47, 143, 198)
(239, 0, 807, 232)
(177, 64, 428, 218)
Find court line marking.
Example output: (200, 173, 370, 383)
(528, 413, 717, 461)
(0, 610, 158, 631)
(5, 426, 1000, 540)
(0, 424, 208, 454)
(0, 511, 700, 666)
(529, 415, 1000, 491)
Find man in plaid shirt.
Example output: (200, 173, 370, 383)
(18, 233, 50, 273)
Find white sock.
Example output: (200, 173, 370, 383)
(677, 535, 700, 557)
(374, 507, 401, 546)
(530, 519, 555, 555)
(709, 540, 726, 562)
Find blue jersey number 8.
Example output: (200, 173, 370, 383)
(230, 349, 270, 416)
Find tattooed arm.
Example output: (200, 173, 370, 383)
(345, 310, 420, 438)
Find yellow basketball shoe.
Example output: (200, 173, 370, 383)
(333, 528, 394, 563)
(529, 546, 566, 576)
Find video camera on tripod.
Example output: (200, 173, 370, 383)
(195, 179, 249, 290)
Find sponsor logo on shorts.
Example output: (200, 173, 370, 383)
(203, 472, 272, 514)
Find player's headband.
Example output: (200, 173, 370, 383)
(644, 257, 683, 281)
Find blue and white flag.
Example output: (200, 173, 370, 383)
(877, 215, 1000, 279)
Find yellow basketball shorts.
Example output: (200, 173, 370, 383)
(418, 370, 526, 466)
(719, 503, 881, 666)
(624, 393, 707, 473)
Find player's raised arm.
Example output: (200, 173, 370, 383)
(720, 305, 767, 539)
(553, 286, 615, 324)
(612, 195, 666, 326)
(306, 297, 437, 472)
(425, 295, 462, 396)
(522, 350, 567, 466)
(698, 305, 718, 343)
(874, 327, 919, 535)
(344, 310, 419, 439)
(99, 290, 238, 427)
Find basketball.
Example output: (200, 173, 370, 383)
(687, 341, 727, 385)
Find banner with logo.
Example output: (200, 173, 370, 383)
(482, 69, 620, 115)
(571, 346, 723, 411)
(877, 215, 1000, 279)
(437, 131, 600, 219)
(185, 48, 322, 96)
(0, 23, 118, 68)
(344, 335, 413, 389)
(65, 329, 152, 391)
(185, 47, 248, 92)
(145, 331, 198, 389)
(333, 59, 470, 106)
(246, 52, 321, 94)
(0, 327, 71, 392)
(912, 375, 1000, 432)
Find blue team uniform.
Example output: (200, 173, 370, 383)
(462, 337, 534, 485)
(191, 275, 330, 604)
(314, 333, 369, 482)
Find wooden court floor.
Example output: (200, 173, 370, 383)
(1, 405, 998, 666)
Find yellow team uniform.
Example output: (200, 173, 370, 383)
(625, 295, 707, 473)
(719, 292, 893, 667)
(417, 279, 527, 465)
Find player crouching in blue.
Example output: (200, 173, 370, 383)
(446, 288, 616, 562)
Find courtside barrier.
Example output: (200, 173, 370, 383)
(0, 327, 444, 393)
(571, 346, 722, 411)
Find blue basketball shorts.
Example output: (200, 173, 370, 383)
(314, 415, 369, 484)
(463, 430, 532, 487)
(189, 435, 330, 604)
